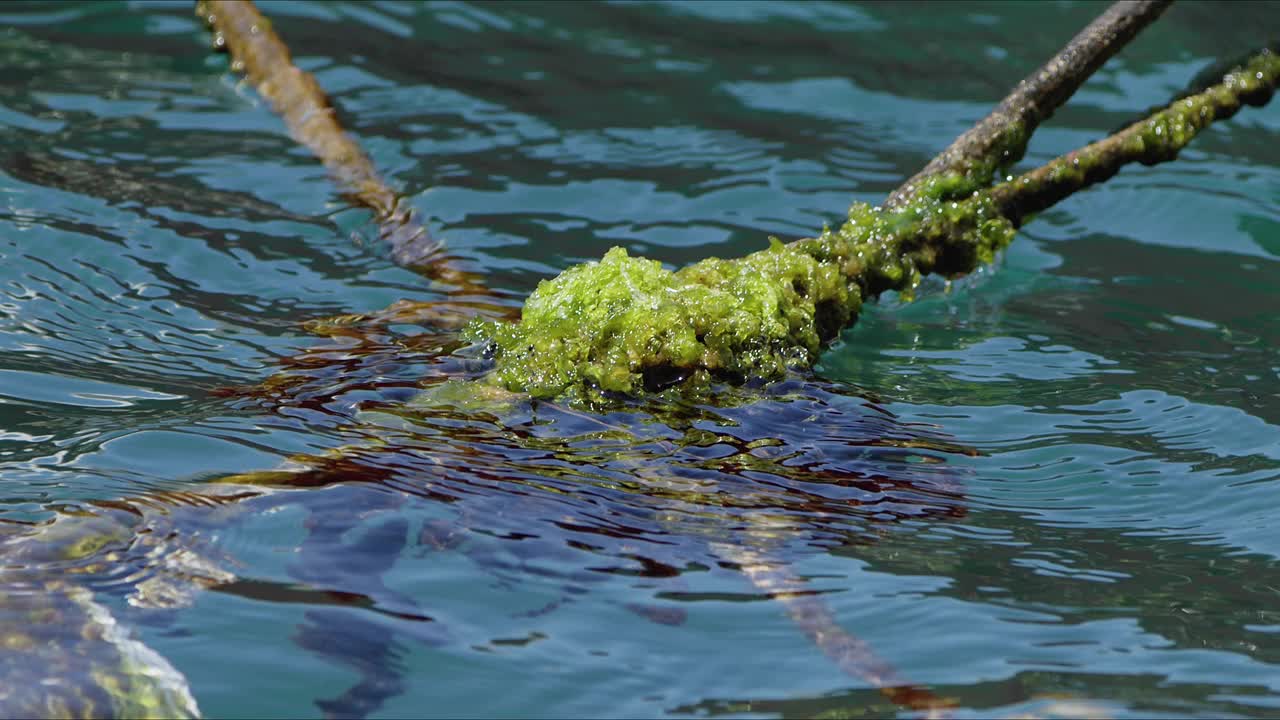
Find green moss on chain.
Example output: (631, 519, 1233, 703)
(932, 120, 1031, 198)
(465, 240, 861, 402)
(465, 190, 1014, 403)
(1137, 48, 1278, 160)
(462, 52, 1280, 407)
(990, 47, 1280, 221)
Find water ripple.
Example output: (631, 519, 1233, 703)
(1, 1, 1279, 717)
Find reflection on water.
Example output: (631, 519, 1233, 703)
(0, 317, 975, 716)
(1, 1, 1280, 718)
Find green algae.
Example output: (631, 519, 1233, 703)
(990, 47, 1280, 221)
(915, 119, 1030, 200)
(464, 241, 859, 402)
(460, 47, 1280, 406)
(1136, 48, 1278, 158)
(465, 190, 1014, 403)
(454, 46, 1280, 408)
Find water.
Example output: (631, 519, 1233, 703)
(2, 0, 1279, 717)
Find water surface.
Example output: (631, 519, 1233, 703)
(2, 1, 1280, 717)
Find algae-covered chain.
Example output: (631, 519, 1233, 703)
(198, 0, 1278, 407)
(466, 44, 1280, 405)
(464, 188, 1014, 404)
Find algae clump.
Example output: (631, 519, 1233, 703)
(466, 241, 860, 401)
(464, 186, 1015, 403)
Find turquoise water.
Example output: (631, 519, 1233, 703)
(2, 0, 1280, 717)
